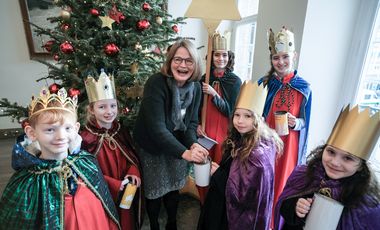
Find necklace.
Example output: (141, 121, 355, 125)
(275, 83, 294, 112)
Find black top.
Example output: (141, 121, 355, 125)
(133, 73, 202, 158)
(200, 70, 242, 117)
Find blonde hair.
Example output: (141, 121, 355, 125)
(223, 110, 283, 168)
(161, 39, 202, 82)
(28, 101, 77, 127)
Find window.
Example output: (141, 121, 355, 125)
(232, 0, 259, 81)
(356, 18, 380, 114)
(354, 2, 380, 177)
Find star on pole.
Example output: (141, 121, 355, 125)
(99, 15, 115, 30)
(185, 0, 241, 33)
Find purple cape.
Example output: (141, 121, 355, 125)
(274, 164, 380, 230)
(226, 138, 276, 230)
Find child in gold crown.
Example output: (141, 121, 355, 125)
(196, 32, 242, 204)
(0, 87, 120, 229)
(274, 106, 380, 230)
(80, 70, 142, 230)
(258, 27, 312, 228)
(198, 81, 283, 230)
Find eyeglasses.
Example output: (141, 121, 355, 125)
(172, 57, 194, 66)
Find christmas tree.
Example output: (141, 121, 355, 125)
(1, 0, 184, 128)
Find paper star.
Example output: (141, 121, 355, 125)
(109, 5, 123, 24)
(99, 15, 115, 30)
(185, 0, 241, 33)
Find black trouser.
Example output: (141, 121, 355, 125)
(146, 190, 179, 230)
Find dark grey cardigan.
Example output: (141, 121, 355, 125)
(133, 73, 202, 158)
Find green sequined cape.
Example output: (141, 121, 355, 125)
(0, 146, 120, 230)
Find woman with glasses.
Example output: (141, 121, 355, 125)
(197, 33, 242, 204)
(133, 39, 209, 230)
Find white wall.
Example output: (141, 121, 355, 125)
(0, 0, 47, 129)
(252, 0, 308, 80)
(299, 0, 361, 150)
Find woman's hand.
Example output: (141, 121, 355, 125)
(295, 198, 313, 218)
(287, 112, 297, 128)
(202, 82, 218, 97)
(197, 125, 207, 137)
(210, 161, 219, 175)
(182, 145, 209, 163)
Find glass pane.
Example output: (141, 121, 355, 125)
(238, 0, 259, 18)
(356, 8, 380, 179)
(234, 22, 256, 81)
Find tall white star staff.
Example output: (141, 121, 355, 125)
(185, 0, 241, 131)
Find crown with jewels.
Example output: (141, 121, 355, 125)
(235, 81, 268, 115)
(268, 27, 295, 55)
(85, 70, 116, 103)
(212, 32, 228, 51)
(327, 105, 380, 160)
(29, 87, 78, 118)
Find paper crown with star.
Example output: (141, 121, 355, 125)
(29, 87, 78, 118)
(327, 105, 380, 160)
(212, 32, 228, 51)
(235, 81, 268, 115)
(85, 70, 116, 103)
(268, 27, 295, 55)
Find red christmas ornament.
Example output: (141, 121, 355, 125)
(61, 23, 70, 32)
(43, 40, 55, 52)
(49, 83, 61, 94)
(137, 19, 150, 30)
(53, 53, 60, 61)
(172, 25, 179, 33)
(109, 5, 122, 23)
(60, 41, 74, 54)
(89, 8, 100, 16)
(21, 119, 30, 129)
(104, 43, 120, 56)
(119, 14, 126, 21)
(68, 88, 81, 97)
(142, 2, 151, 11)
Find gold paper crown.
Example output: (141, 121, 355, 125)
(212, 32, 227, 51)
(327, 105, 380, 160)
(268, 27, 295, 55)
(29, 87, 78, 118)
(235, 81, 268, 115)
(85, 70, 116, 103)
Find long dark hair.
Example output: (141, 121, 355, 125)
(210, 50, 236, 72)
(306, 145, 380, 208)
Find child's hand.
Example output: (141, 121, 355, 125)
(119, 178, 129, 191)
(125, 175, 141, 187)
(210, 161, 219, 175)
(295, 198, 313, 218)
(197, 125, 207, 137)
(287, 113, 297, 128)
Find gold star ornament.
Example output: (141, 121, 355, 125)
(99, 15, 115, 30)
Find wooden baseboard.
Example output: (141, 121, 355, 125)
(0, 128, 23, 139)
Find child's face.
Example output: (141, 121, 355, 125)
(271, 51, 296, 78)
(322, 145, 362, 180)
(25, 116, 79, 160)
(233, 108, 255, 134)
(91, 99, 118, 129)
(212, 50, 229, 69)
